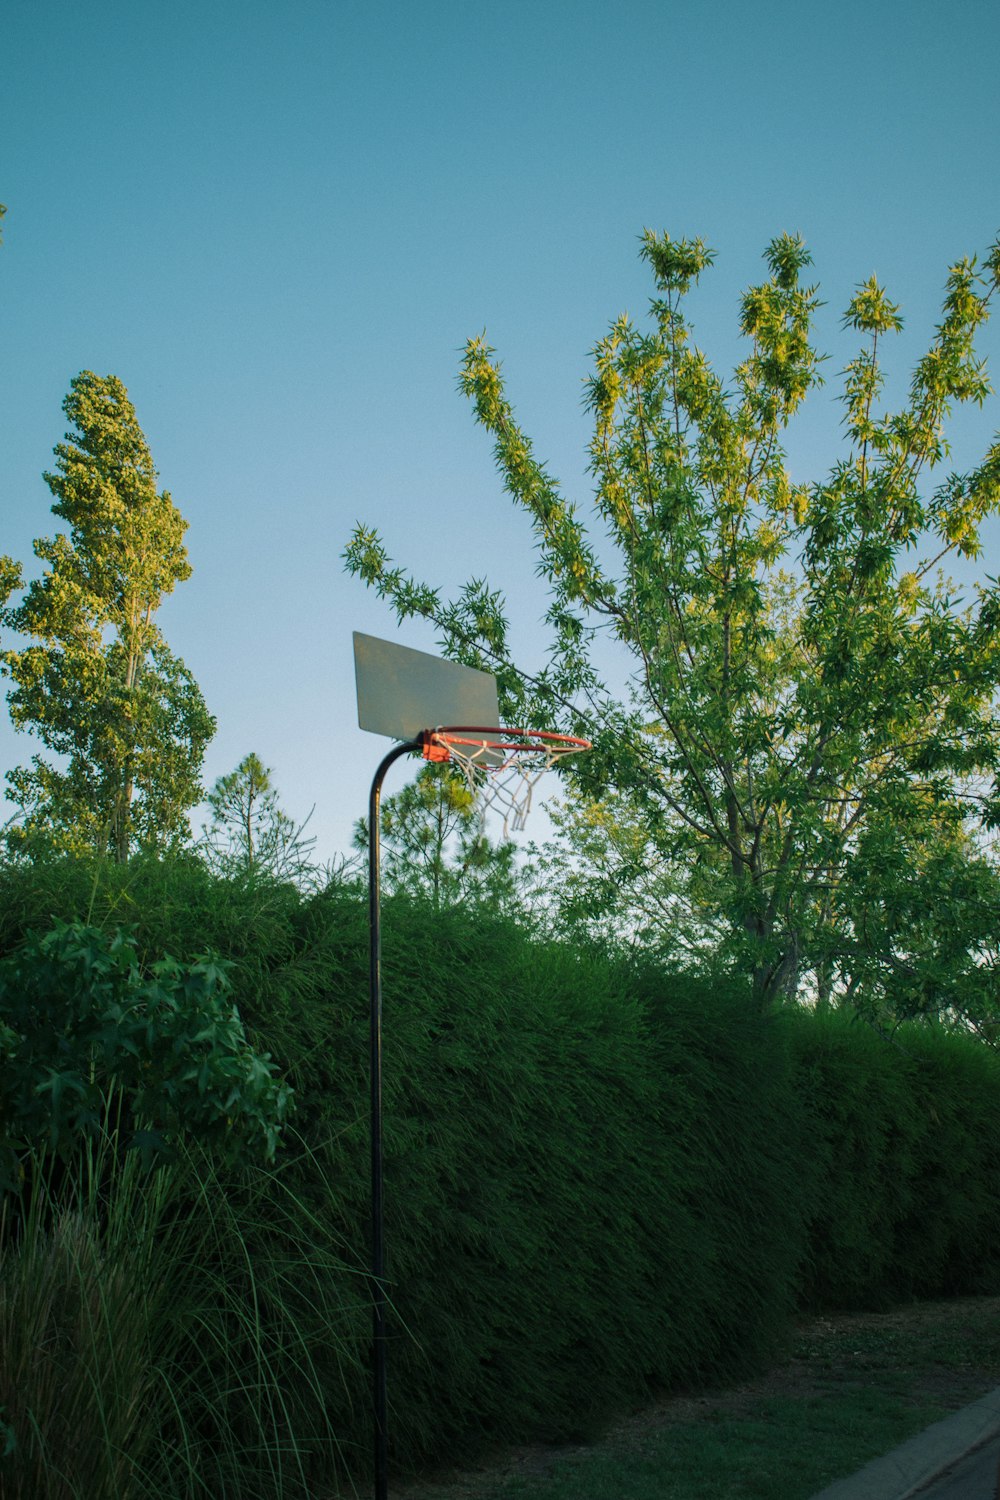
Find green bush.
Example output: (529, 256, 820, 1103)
(790, 1008, 1000, 1309)
(287, 902, 808, 1467)
(0, 919, 291, 1188)
(0, 852, 999, 1494)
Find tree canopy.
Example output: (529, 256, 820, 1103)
(346, 232, 1000, 1010)
(0, 372, 214, 861)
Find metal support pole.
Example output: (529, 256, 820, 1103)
(369, 737, 419, 1500)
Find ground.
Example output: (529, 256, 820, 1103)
(389, 1296, 1000, 1500)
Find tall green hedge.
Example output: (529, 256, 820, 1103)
(788, 1008, 1000, 1309)
(1, 854, 999, 1493)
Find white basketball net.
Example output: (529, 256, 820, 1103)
(422, 729, 589, 838)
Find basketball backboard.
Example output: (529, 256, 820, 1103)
(353, 631, 500, 743)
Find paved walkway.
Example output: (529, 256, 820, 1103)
(809, 1386, 1000, 1500)
(911, 1436, 1000, 1499)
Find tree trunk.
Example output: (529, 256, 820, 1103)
(111, 772, 133, 863)
(747, 915, 800, 1011)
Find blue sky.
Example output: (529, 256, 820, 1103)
(2, 0, 998, 860)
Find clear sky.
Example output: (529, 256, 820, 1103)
(2, 0, 999, 861)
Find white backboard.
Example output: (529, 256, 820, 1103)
(353, 632, 501, 742)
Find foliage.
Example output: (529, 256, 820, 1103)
(354, 761, 521, 909)
(0, 919, 291, 1188)
(790, 1007, 1000, 1309)
(199, 751, 318, 886)
(523, 790, 728, 962)
(0, 857, 803, 1467)
(1, 853, 999, 1487)
(316, 905, 807, 1462)
(0, 1160, 167, 1499)
(827, 821, 1000, 1029)
(0, 1131, 360, 1500)
(0, 372, 215, 862)
(346, 232, 1000, 1008)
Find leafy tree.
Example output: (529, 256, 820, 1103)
(354, 761, 520, 910)
(531, 788, 1000, 1034)
(200, 751, 318, 885)
(525, 790, 727, 962)
(346, 232, 1000, 1007)
(827, 818, 1000, 1031)
(0, 373, 215, 861)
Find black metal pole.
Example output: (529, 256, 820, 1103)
(369, 738, 420, 1500)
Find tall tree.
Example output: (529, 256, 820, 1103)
(200, 752, 317, 885)
(346, 233, 1000, 1007)
(0, 372, 214, 860)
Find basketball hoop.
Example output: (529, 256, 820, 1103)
(419, 726, 591, 835)
(353, 633, 592, 1500)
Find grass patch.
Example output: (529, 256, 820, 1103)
(0, 1132, 363, 1499)
(475, 1391, 947, 1500)
(394, 1297, 1000, 1500)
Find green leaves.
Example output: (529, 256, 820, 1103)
(0, 556, 21, 617)
(0, 920, 292, 1184)
(639, 230, 715, 294)
(1, 373, 215, 860)
(844, 276, 904, 336)
(346, 232, 1000, 1012)
(738, 235, 822, 423)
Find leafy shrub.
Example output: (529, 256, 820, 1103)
(1, 854, 999, 1490)
(0, 919, 291, 1189)
(303, 905, 808, 1467)
(789, 1009, 1000, 1308)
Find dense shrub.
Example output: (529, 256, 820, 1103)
(360, 923, 806, 1461)
(1, 853, 999, 1494)
(789, 1008, 1000, 1309)
(0, 920, 291, 1188)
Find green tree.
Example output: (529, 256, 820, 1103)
(200, 752, 317, 884)
(0, 372, 215, 861)
(346, 232, 1000, 1007)
(825, 816, 1000, 1031)
(354, 761, 520, 910)
(525, 789, 727, 962)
